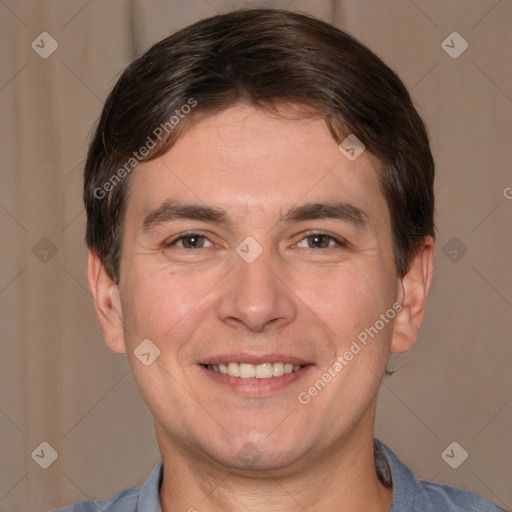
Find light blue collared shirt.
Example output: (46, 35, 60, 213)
(54, 439, 508, 511)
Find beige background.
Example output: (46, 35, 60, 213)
(0, 0, 511, 510)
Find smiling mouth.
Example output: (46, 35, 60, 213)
(202, 362, 304, 379)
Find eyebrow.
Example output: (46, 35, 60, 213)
(282, 202, 370, 230)
(143, 201, 228, 232)
(142, 200, 370, 233)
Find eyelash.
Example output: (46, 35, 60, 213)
(297, 231, 348, 249)
(164, 231, 215, 249)
(164, 231, 348, 250)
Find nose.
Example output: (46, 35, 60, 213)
(216, 247, 298, 333)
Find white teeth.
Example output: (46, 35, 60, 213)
(227, 362, 240, 377)
(273, 362, 285, 377)
(239, 363, 256, 378)
(256, 363, 273, 379)
(207, 362, 304, 379)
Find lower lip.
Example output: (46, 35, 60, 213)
(199, 365, 313, 396)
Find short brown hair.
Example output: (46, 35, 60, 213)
(84, 8, 435, 284)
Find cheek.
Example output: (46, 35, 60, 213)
(120, 259, 220, 351)
(299, 262, 393, 341)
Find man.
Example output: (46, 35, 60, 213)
(57, 8, 507, 512)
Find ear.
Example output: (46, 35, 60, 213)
(87, 249, 126, 354)
(391, 236, 435, 354)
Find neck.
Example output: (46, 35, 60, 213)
(157, 407, 393, 512)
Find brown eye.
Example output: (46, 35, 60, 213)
(180, 235, 206, 248)
(306, 234, 333, 248)
(296, 233, 344, 249)
(166, 233, 213, 249)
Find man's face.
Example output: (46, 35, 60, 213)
(116, 103, 401, 470)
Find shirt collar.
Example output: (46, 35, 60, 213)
(136, 439, 417, 512)
(375, 438, 421, 510)
(136, 460, 163, 512)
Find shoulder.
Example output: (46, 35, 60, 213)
(412, 479, 508, 511)
(53, 461, 163, 512)
(374, 439, 508, 512)
(53, 486, 140, 512)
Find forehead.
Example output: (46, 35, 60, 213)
(126, 103, 388, 232)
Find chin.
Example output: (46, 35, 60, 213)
(206, 431, 312, 473)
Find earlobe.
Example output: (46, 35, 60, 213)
(391, 236, 435, 354)
(87, 250, 127, 354)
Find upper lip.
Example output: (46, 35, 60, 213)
(200, 353, 312, 366)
